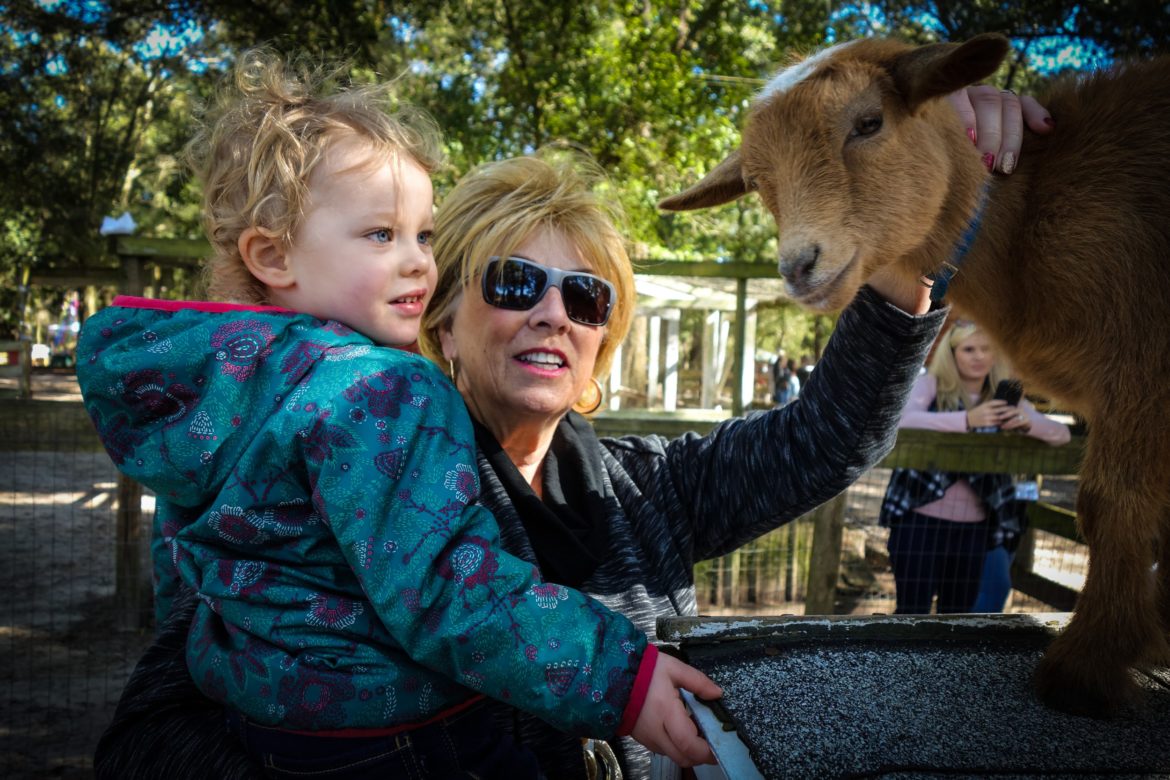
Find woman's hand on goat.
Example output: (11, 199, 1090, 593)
(630, 651, 722, 768)
(867, 266, 932, 315)
(948, 86, 1054, 175)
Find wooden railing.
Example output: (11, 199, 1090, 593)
(595, 410, 1086, 613)
(3, 402, 1085, 629)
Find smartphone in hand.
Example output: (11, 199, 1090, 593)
(972, 379, 1025, 433)
(993, 379, 1024, 407)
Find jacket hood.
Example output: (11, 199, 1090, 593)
(76, 297, 373, 507)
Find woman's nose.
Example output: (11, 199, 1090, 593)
(528, 286, 572, 330)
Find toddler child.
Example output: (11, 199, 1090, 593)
(77, 50, 707, 778)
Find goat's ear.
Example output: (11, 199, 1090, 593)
(658, 150, 746, 211)
(893, 33, 1011, 114)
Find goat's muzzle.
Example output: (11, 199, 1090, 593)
(781, 244, 828, 292)
(779, 244, 821, 288)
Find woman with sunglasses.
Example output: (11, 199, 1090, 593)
(96, 92, 1052, 780)
(416, 152, 945, 779)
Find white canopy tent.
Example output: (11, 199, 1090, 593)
(609, 263, 791, 415)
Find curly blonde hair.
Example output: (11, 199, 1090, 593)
(419, 153, 636, 381)
(186, 48, 444, 304)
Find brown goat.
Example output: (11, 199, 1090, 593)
(660, 33, 1170, 717)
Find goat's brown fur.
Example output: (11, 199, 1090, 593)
(661, 34, 1170, 717)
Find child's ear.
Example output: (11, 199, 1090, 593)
(239, 227, 295, 289)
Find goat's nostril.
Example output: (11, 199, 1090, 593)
(780, 245, 820, 285)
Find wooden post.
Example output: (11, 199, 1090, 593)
(728, 548, 742, 607)
(112, 253, 150, 629)
(114, 473, 148, 629)
(805, 492, 848, 615)
(732, 277, 747, 417)
(0, 341, 33, 398)
(784, 519, 798, 602)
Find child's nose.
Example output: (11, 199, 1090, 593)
(404, 245, 433, 275)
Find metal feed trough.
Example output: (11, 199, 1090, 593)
(660, 613, 1170, 779)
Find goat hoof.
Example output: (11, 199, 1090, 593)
(1033, 652, 1132, 718)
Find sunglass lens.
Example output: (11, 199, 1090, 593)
(485, 259, 545, 309)
(564, 275, 612, 326)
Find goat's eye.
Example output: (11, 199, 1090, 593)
(851, 114, 883, 138)
(744, 176, 759, 192)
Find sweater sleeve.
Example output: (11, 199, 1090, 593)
(307, 355, 646, 738)
(660, 287, 948, 561)
(898, 374, 969, 432)
(1020, 399, 1073, 446)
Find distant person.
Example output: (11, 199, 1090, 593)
(771, 350, 799, 406)
(879, 320, 1070, 614)
(796, 354, 815, 390)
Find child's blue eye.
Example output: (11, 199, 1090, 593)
(367, 228, 393, 244)
(417, 230, 433, 246)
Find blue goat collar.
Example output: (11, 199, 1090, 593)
(926, 181, 990, 304)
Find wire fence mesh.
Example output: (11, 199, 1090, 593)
(1, 386, 156, 779)
(0, 373, 1086, 778)
(695, 467, 1084, 617)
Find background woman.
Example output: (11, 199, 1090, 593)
(879, 319, 1071, 614)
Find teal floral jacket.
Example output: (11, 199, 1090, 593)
(76, 297, 649, 736)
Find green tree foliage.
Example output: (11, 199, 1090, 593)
(3, 0, 1166, 348)
(0, 0, 218, 334)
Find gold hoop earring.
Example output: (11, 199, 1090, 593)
(572, 377, 604, 415)
(447, 359, 456, 382)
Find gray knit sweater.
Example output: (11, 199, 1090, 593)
(94, 287, 944, 780)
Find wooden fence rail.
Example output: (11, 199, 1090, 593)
(2, 401, 1085, 627)
(593, 412, 1086, 614)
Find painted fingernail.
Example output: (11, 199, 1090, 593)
(1000, 151, 1016, 175)
(982, 152, 996, 171)
(967, 127, 977, 145)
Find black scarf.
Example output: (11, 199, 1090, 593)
(471, 412, 612, 588)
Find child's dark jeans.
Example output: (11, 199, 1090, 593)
(225, 700, 545, 779)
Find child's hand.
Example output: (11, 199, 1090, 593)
(629, 652, 722, 767)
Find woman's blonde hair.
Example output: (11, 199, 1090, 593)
(419, 152, 636, 380)
(186, 47, 444, 304)
(929, 320, 1011, 411)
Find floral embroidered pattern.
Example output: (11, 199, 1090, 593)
(211, 319, 274, 382)
(530, 582, 569, 609)
(342, 369, 414, 418)
(276, 665, 356, 730)
(120, 369, 197, 426)
(207, 505, 269, 546)
(306, 594, 364, 630)
(444, 463, 477, 503)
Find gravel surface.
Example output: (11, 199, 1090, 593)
(685, 625, 1170, 779)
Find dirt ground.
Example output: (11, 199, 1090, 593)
(0, 370, 1082, 778)
(1, 371, 155, 778)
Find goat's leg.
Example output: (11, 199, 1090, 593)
(1033, 430, 1170, 717)
(1157, 509, 1170, 657)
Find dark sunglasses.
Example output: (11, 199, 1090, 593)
(481, 256, 615, 326)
